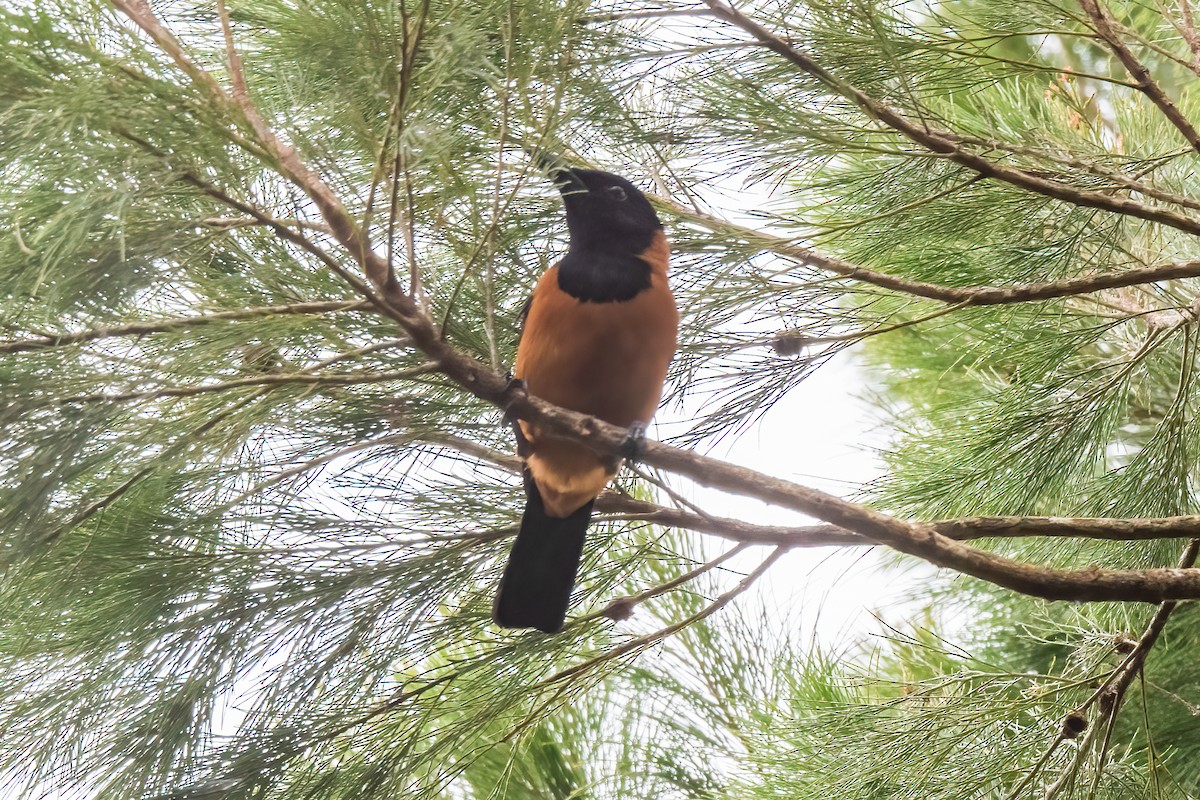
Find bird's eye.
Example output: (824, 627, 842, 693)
(605, 185, 628, 201)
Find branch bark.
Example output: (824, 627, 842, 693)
(419, 435, 1200, 548)
(1176, 0, 1200, 77)
(595, 498, 1200, 547)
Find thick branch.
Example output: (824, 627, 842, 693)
(422, 436, 1200, 548)
(502, 387, 1200, 603)
(111, 0, 231, 102)
(699, 0, 1200, 238)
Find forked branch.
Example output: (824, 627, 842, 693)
(110, 0, 1200, 607)
(699, 0, 1200, 238)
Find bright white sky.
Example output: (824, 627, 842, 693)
(645, 346, 928, 651)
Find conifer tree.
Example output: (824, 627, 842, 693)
(5, 1, 1200, 798)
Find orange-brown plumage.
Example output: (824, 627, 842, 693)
(515, 229, 676, 516)
(494, 166, 678, 633)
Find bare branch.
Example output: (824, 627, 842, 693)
(595, 499, 1200, 547)
(1176, 0, 1200, 76)
(1079, 0, 1200, 154)
(410, 435, 1200, 549)
(200, 215, 336, 236)
(111, 0, 231, 104)
(113, 0, 403, 300)
(501, 383, 1200, 603)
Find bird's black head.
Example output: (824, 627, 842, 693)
(547, 166, 662, 255)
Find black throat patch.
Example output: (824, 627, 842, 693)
(556, 249, 652, 303)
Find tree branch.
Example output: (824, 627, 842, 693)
(0, 300, 370, 354)
(939, 136, 1200, 213)
(594, 498, 1200, 547)
(112, 0, 1200, 606)
(1175, 0, 1200, 77)
(1079, 0, 1200, 154)
(59, 364, 438, 405)
(698, 0, 1200, 238)
(1008, 538, 1200, 797)
(654, 194, 1200, 306)
(394, 434, 1200, 550)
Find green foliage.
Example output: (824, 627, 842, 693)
(6, 0, 1200, 798)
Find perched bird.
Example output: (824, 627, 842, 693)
(493, 164, 678, 633)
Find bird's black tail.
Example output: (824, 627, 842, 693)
(493, 472, 592, 634)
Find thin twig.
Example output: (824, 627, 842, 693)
(654, 192, 1200, 306)
(199, 215, 335, 235)
(59, 364, 438, 405)
(577, 543, 750, 624)
(1009, 539, 1200, 796)
(0, 301, 369, 354)
(536, 547, 786, 687)
(624, 463, 721, 523)
(581, 8, 717, 23)
(12, 218, 34, 255)
(760, 302, 970, 354)
(397, 0, 431, 304)
(1040, 711, 1103, 799)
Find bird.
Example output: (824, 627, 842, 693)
(492, 163, 678, 633)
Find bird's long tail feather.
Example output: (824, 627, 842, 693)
(493, 472, 592, 633)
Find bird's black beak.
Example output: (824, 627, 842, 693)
(549, 166, 588, 197)
(530, 150, 588, 196)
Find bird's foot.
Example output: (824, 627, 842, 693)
(502, 376, 532, 457)
(501, 375, 527, 422)
(620, 421, 649, 461)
